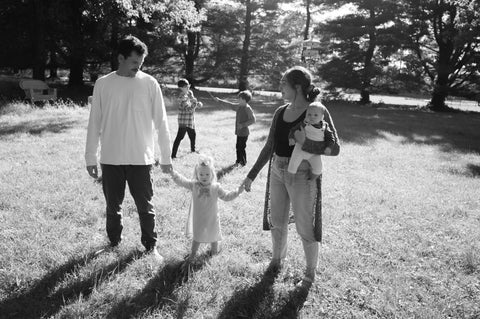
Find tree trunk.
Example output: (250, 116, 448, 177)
(429, 59, 452, 111)
(429, 11, 454, 112)
(360, 9, 376, 104)
(304, 0, 310, 40)
(110, 19, 119, 71)
(68, 0, 85, 86)
(238, 0, 252, 91)
(185, 31, 200, 88)
(32, 0, 46, 80)
(301, 0, 311, 63)
(48, 47, 58, 79)
(69, 56, 85, 86)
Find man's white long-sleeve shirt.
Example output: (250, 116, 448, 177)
(85, 71, 172, 166)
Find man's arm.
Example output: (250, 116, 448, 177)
(85, 82, 102, 178)
(153, 81, 173, 172)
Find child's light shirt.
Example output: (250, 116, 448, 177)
(172, 174, 241, 243)
(304, 123, 326, 141)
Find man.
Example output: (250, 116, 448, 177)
(85, 36, 172, 261)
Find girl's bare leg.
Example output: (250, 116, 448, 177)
(187, 240, 200, 261)
(210, 241, 219, 255)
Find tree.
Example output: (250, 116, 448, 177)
(238, 0, 253, 90)
(405, 0, 480, 111)
(316, 0, 403, 103)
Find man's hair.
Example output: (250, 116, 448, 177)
(177, 78, 190, 88)
(238, 90, 252, 102)
(118, 35, 148, 58)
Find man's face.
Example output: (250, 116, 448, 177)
(118, 51, 145, 77)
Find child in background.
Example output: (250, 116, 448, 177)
(170, 156, 244, 262)
(171, 79, 203, 159)
(214, 90, 256, 166)
(287, 102, 335, 183)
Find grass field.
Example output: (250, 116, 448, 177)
(0, 91, 479, 319)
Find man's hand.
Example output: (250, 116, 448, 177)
(289, 138, 296, 146)
(160, 164, 173, 174)
(87, 165, 98, 179)
(324, 147, 332, 155)
(242, 177, 253, 192)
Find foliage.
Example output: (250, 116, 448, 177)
(315, 0, 406, 102)
(403, 0, 480, 110)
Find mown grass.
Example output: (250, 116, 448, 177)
(0, 92, 479, 319)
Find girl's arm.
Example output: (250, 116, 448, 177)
(170, 170, 194, 191)
(217, 184, 244, 201)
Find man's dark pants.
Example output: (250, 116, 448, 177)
(101, 164, 157, 250)
(236, 135, 248, 165)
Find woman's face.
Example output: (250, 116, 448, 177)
(279, 76, 296, 101)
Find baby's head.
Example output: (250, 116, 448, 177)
(305, 102, 326, 125)
(194, 156, 216, 186)
(237, 90, 252, 106)
(177, 78, 190, 93)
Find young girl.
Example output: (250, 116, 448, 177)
(170, 156, 244, 262)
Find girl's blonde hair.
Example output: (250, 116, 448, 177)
(193, 155, 217, 184)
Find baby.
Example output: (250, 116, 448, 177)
(287, 102, 335, 182)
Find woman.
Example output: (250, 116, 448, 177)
(243, 66, 339, 287)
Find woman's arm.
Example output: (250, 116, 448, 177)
(246, 106, 283, 181)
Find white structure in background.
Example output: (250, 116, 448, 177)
(302, 39, 321, 59)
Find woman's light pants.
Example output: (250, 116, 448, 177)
(269, 156, 319, 275)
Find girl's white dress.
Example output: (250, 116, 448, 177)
(172, 174, 241, 243)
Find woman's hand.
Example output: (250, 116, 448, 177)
(242, 177, 253, 192)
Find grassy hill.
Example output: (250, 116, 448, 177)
(0, 93, 479, 318)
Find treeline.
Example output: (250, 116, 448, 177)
(1, 0, 479, 111)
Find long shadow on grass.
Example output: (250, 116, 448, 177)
(217, 163, 237, 181)
(0, 248, 141, 319)
(106, 252, 211, 319)
(268, 286, 311, 319)
(0, 119, 79, 137)
(217, 266, 280, 319)
(466, 164, 480, 177)
(241, 101, 480, 154)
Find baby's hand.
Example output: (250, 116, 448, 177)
(324, 147, 332, 155)
(198, 101, 203, 108)
(289, 138, 296, 146)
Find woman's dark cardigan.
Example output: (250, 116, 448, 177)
(246, 104, 339, 242)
